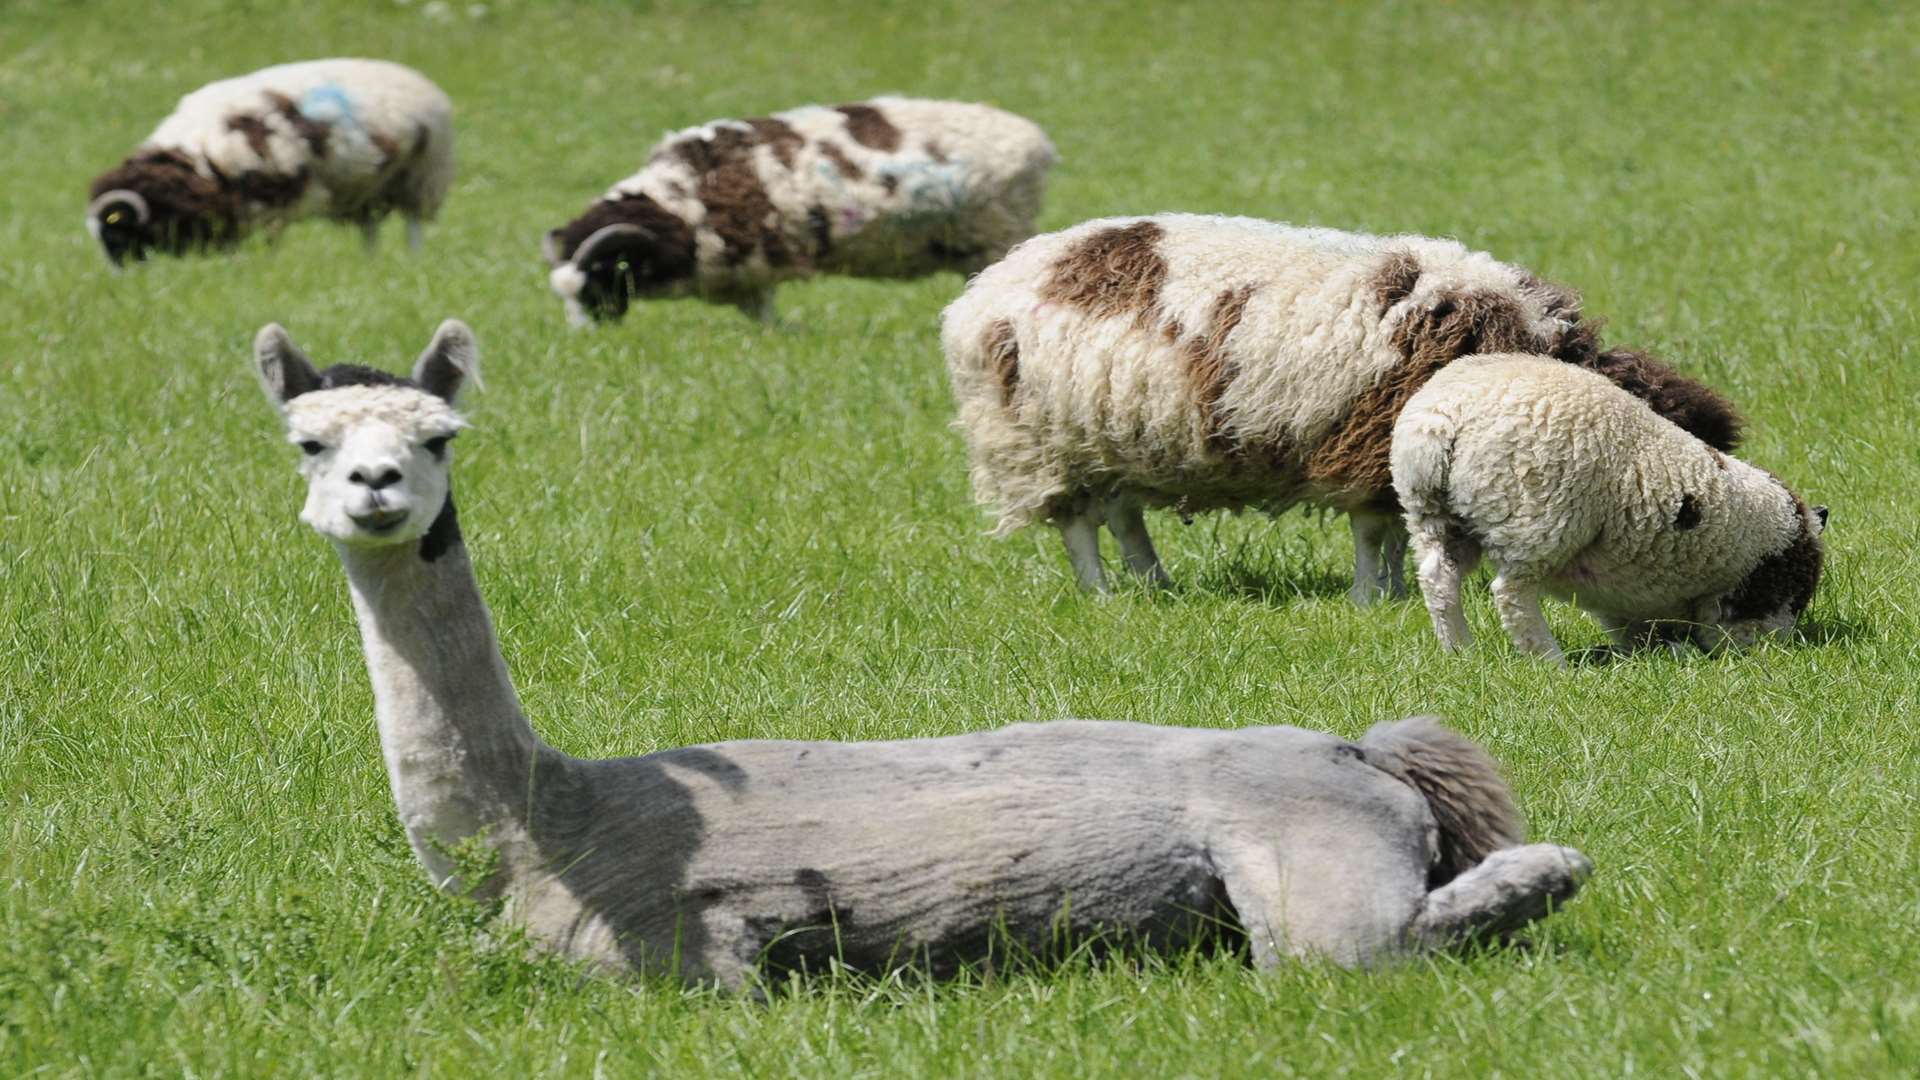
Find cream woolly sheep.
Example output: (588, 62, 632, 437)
(542, 97, 1056, 325)
(943, 213, 1742, 600)
(86, 59, 454, 264)
(1392, 355, 1825, 664)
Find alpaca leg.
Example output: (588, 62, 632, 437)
(1410, 844, 1592, 950)
(1349, 511, 1406, 606)
(1217, 836, 1424, 970)
(1410, 524, 1479, 651)
(1057, 510, 1108, 593)
(407, 218, 425, 253)
(1103, 494, 1172, 587)
(1489, 572, 1564, 664)
(360, 219, 381, 254)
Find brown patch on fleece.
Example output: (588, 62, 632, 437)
(1723, 497, 1823, 620)
(1304, 289, 1547, 495)
(982, 319, 1021, 405)
(1369, 250, 1422, 311)
(925, 140, 949, 163)
(818, 141, 863, 180)
(369, 130, 401, 166)
(548, 192, 696, 273)
(1518, 272, 1583, 320)
(669, 127, 794, 267)
(1181, 285, 1257, 445)
(225, 166, 311, 210)
(1037, 221, 1168, 323)
(226, 112, 274, 158)
(746, 117, 804, 168)
(263, 92, 332, 157)
(835, 103, 901, 151)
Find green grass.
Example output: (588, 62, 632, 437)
(4, 0, 1918, 1074)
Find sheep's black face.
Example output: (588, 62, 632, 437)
(577, 243, 682, 322)
(92, 203, 153, 266)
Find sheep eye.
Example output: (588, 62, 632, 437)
(423, 434, 454, 458)
(299, 440, 325, 456)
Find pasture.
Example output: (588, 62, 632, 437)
(2, 0, 1916, 1074)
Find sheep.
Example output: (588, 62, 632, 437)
(1392, 354, 1825, 664)
(86, 58, 454, 265)
(942, 213, 1743, 601)
(541, 96, 1057, 325)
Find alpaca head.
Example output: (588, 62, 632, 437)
(255, 320, 479, 549)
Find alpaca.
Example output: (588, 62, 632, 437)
(254, 320, 1592, 986)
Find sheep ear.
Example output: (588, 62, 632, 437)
(254, 323, 321, 409)
(413, 319, 481, 403)
(1812, 505, 1828, 534)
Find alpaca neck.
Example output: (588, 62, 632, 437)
(336, 512, 551, 890)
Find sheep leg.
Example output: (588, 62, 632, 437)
(1411, 525, 1479, 651)
(1348, 510, 1408, 606)
(1103, 495, 1172, 587)
(1409, 844, 1592, 950)
(1489, 572, 1564, 665)
(732, 290, 777, 325)
(1057, 510, 1109, 593)
(406, 218, 425, 253)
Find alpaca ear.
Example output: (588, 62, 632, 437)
(254, 323, 320, 409)
(413, 319, 481, 403)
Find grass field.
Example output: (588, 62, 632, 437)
(4, 0, 1918, 1074)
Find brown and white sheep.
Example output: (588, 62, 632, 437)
(86, 59, 453, 264)
(542, 97, 1056, 325)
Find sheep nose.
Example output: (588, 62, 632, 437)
(350, 466, 403, 490)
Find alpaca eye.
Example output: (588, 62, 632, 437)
(423, 434, 454, 458)
(299, 440, 325, 456)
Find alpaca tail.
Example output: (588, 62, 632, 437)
(1361, 716, 1525, 884)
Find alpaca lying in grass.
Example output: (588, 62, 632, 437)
(253, 319, 1592, 986)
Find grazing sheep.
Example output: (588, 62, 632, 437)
(86, 59, 453, 264)
(251, 319, 1591, 986)
(943, 213, 1742, 601)
(542, 97, 1057, 325)
(1393, 355, 1825, 664)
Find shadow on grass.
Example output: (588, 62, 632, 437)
(1185, 555, 1356, 606)
(1562, 608, 1874, 666)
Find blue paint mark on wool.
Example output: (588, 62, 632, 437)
(299, 85, 359, 128)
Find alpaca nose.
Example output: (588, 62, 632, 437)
(350, 465, 403, 490)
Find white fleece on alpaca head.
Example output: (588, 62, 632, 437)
(284, 385, 467, 547)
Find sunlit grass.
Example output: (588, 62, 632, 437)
(2, 0, 1916, 1075)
